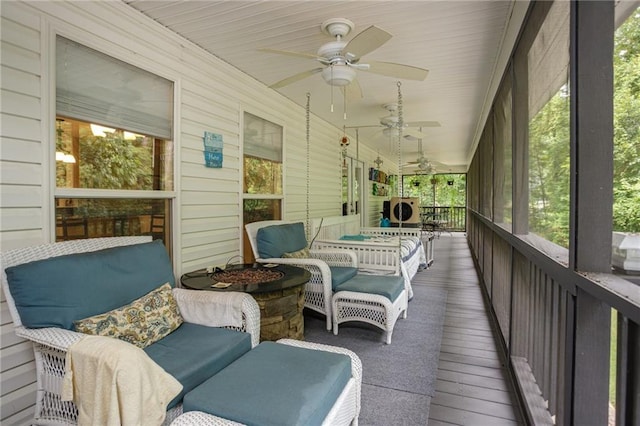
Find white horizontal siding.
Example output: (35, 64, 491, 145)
(2, 362, 36, 395)
(1, 382, 37, 422)
(1, 6, 44, 421)
(1, 114, 41, 142)
(0, 1, 382, 423)
(1, 66, 40, 97)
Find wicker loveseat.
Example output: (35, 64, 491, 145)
(1, 236, 260, 425)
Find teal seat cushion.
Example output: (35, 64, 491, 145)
(257, 222, 308, 259)
(335, 274, 405, 302)
(144, 322, 252, 409)
(5, 240, 175, 329)
(329, 266, 358, 290)
(183, 341, 352, 426)
(339, 234, 370, 241)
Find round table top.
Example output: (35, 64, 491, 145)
(180, 263, 311, 294)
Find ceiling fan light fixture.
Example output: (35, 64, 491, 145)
(382, 127, 394, 137)
(382, 127, 410, 138)
(321, 65, 356, 86)
(380, 114, 401, 127)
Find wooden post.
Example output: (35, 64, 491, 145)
(570, 2, 614, 425)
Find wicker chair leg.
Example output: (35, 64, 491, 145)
(331, 290, 407, 344)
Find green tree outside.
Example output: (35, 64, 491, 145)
(528, 8, 640, 248)
(402, 173, 467, 207)
(613, 8, 640, 232)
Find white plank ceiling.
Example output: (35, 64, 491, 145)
(124, 0, 529, 172)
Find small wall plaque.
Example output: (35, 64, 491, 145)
(203, 131, 223, 168)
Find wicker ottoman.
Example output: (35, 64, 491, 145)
(332, 274, 408, 344)
(173, 339, 362, 426)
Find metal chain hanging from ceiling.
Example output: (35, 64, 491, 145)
(305, 92, 311, 242)
(396, 81, 404, 228)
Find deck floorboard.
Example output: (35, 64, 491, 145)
(415, 233, 523, 425)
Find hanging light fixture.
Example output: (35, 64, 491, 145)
(321, 64, 356, 87)
(55, 152, 76, 163)
(90, 124, 116, 137)
(373, 154, 383, 169)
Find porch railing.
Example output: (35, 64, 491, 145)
(468, 210, 640, 426)
(419, 206, 466, 232)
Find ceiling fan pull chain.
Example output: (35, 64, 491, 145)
(330, 65, 334, 113)
(344, 90, 347, 120)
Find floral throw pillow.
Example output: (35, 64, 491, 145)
(282, 247, 310, 259)
(74, 283, 183, 348)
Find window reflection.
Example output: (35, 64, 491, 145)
(55, 198, 171, 249)
(56, 117, 173, 191)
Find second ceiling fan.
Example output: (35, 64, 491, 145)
(356, 103, 440, 140)
(403, 137, 449, 173)
(260, 18, 429, 99)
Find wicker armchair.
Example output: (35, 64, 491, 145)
(246, 221, 408, 344)
(1, 237, 260, 426)
(245, 220, 359, 331)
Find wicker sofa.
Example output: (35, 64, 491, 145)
(1, 237, 260, 425)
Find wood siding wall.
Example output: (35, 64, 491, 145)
(0, 2, 392, 422)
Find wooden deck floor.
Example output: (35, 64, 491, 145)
(415, 233, 525, 425)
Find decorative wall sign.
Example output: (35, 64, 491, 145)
(203, 131, 223, 168)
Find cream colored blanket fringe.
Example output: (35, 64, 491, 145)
(62, 335, 182, 426)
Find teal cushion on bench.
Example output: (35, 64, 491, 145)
(5, 240, 175, 329)
(340, 234, 370, 241)
(329, 266, 358, 290)
(256, 222, 307, 259)
(144, 322, 252, 409)
(183, 341, 352, 426)
(335, 274, 405, 302)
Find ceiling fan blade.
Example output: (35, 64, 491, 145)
(344, 25, 392, 59)
(341, 78, 363, 101)
(406, 120, 440, 128)
(344, 125, 382, 129)
(403, 128, 429, 139)
(269, 68, 323, 89)
(366, 60, 429, 81)
(258, 48, 319, 60)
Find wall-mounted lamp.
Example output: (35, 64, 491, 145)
(56, 151, 76, 163)
(90, 124, 116, 137)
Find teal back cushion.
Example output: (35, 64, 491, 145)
(257, 222, 308, 259)
(6, 240, 175, 329)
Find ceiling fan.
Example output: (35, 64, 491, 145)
(402, 137, 448, 173)
(260, 18, 429, 99)
(349, 103, 440, 140)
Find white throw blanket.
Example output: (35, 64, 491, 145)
(172, 288, 245, 328)
(62, 335, 182, 426)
